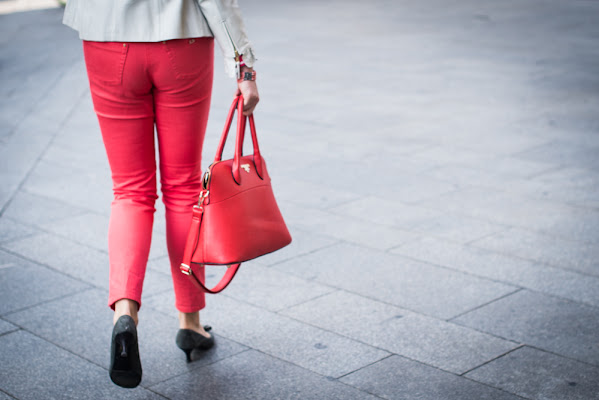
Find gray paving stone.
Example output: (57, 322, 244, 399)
(0, 11, 85, 210)
(152, 204, 168, 237)
(392, 236, 599, 307)
(22, 160, 113, 215)
(471, 228, 599, 277)
(381, 173, 461, 204)
(424, 164, 520, 190)
(0, 217, 35, 243)
(0, 391, 15, 400)
(292, 158, 459, 204)
(40, 138, 116, 173)
(5, 288, 248, 387)
(329, 196, 443, 230)
(280, 202, 419, 251)
(281, 290, 408, 337)
(260, 122, 386, 163)
(453, 290, 599, 367)
(340, 355, 522, 400)
(466, 346, 599, 400)
(452, 131, 551, 158)
(0, 330, 162, 400)
(410, 145, 494, 170)
(1, 12, 79, 69)
(143, 287, 178, 315)
(0, 8, 81, 74)
(40, 211, 111, 249)
(39, 212, 169, 260)
(2, 190, 88, 226)
(4, 288, 112, 365)
(515, 140, 599, 170)
(253, 227, 340, 266)
(411, 214, 509, 244)
(419, 187, 599, 244)
(250, 142, 325, 182)
(375, 314, 518, 375)
(4, 71, 88, 156)
(0, 318, 18, 336)
(52, 101, 102, 156)
(274, 177, 362, 210)
(151, 349, 379, 400)
(0, 232, 107, 289)
(149, 292, 389, 378)
(274, 242, 518, 319)
(1, 233, 172, 296)
(222, 263, 336, 312)
(146, 255, 171, 274)
(282, 291, 518, 375)
(0, 250, 89, 316)
(503, 166, 599, 209)
(360, 144, 440, 172)
(0, 128, 56, 212)
(33, 60, 89, 126)
(413, 146, 555, 180)
(142, 268, 174, 300)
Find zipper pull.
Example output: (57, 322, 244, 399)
(202, 169, 211, 189)
(221, 18, 241, 79)
(234, 51, 241, 79)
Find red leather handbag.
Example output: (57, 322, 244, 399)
(179, 95, 292, 293)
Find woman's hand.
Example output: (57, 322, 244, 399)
(236, 66, 259, 116)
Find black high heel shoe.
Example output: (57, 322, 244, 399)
(109, 315, 142, 388)
(175, 325, 215, 362)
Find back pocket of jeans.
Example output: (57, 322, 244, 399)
(83, 41, 129, 85)
(164, 38, 212, 80)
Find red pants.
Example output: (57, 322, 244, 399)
(83, 38, 214, 312)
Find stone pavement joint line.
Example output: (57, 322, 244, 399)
(1, 1, 599, 399)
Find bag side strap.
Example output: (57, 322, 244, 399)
(187, 263, 241, 294)
(179, 205, 242, 294)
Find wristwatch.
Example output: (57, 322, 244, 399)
(238, 70, 256, 82)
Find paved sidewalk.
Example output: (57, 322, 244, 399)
(1, 1, 599, 399)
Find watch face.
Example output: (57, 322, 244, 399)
(242, 71, 256, 81)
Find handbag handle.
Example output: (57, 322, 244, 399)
(180, 206, 242, 293)
(214, 95, 264, 184)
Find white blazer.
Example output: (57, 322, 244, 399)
(63, 0, 256, 77)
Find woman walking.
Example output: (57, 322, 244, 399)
(62, 0, 259, 388)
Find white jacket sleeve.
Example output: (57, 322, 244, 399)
(197, 0, 257, 77)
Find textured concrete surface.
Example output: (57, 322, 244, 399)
(1, 1, 599, 399)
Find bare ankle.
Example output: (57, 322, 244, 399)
(114, 299, 139, 326)
(178, 311, 209, 336)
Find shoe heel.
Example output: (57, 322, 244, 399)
(183, 348, 192, 363)
(110, 315, 142, 388)
(118, 336, 128, 358)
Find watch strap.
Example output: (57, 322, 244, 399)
(238, 70, 256, 82)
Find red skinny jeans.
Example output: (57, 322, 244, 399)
(83, 38, 214, 312)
